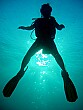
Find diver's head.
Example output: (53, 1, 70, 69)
(40, 3, 52, 18)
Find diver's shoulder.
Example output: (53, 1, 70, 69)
(50, 16, 56, 20)
(35, 18, 42, 22)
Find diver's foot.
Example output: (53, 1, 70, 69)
(16, 69, 25, 78)
(61, 71, 69, 79)
(61, 71, 72, 84)
(17, 66, 28, 78)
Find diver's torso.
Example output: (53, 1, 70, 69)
(34, 16, 56, 40)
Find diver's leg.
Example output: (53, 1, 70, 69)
(50, 41, 66, 72)
(20, 40, 41, 71)
(53, 52, 66, 72)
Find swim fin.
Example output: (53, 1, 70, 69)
(3, 67, 28, 97)
(61, 71, 78, 102)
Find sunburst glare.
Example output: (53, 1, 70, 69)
(36, 49, 51, 67)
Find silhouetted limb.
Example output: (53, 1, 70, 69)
(20, 39, 41, 71)
(53, 53, 66, 72)
(48, 41, 67, 73)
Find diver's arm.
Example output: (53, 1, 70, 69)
(55, 21, 65, 30)
(18, 24, 35, 30)
(57, 24, 65, 30)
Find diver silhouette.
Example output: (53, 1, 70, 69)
(18, 3, 66, 73)
(3, 3, 78, 102)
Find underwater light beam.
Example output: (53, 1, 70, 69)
(36, 49, 51, 66)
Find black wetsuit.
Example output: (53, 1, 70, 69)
(28, 16, 59, 55)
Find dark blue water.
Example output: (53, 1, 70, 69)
(0, 0, 83, 110)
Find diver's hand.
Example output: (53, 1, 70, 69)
(60, 24, 65, 30)
(57, 24, 65, 30)
(18, 26, 25, 30)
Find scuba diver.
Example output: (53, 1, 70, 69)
(19, 3, 66, 73)
(3, 3, 78, 102)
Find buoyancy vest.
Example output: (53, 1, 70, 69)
(34, 16, 56, 40)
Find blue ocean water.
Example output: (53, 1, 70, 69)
(0, 0, 83, 110)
